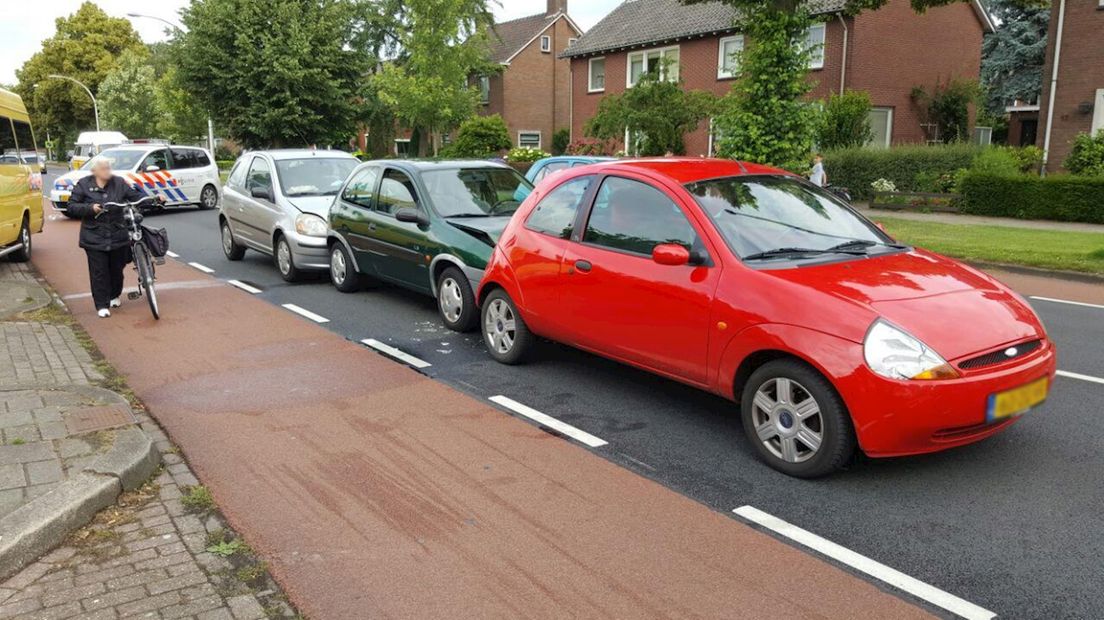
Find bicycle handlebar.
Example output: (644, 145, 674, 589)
(102, 196, 158, 209)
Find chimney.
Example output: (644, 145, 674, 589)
(547, 0, 567, 16)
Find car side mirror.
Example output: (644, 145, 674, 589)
(145, 165, 161, 172)
(653, 243, 691, 266)
(250, 186, 273, 202)
(395, 207, 428, 226)
(827, 186, 852, 203)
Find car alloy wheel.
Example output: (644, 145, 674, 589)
(750, 377, 824, 464)
(201, 186, 218, 209)
(438, 276, 464, 324)
(484, 298, 516, 355)
(221, 223, 234, 255)
(331, 246, 347, 286)
(277, 239, 292, 275)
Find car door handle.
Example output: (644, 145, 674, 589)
(368, 223, 377, 231)
(574, 260, 592, 273)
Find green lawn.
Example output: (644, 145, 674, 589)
(876, 216, 1104, 276)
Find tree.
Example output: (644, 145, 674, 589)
(911, 79, 979, 142)
(14, 2, 145, 145)
(156, 67, 209, 143)
(99, 49, 160, 138)
(584, 72, 716, 156)
(176, 0, 370, 148)
(818, 90, 874, 150)
(980, 0, 1049, 114)
(371, 0, 497, 156)
(441, 114, 511, 158)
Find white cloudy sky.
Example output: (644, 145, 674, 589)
(0, 0, 620, 85)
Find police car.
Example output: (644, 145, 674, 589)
(51, 144, 221, 217)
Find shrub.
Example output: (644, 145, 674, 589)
(1065, 132, 1104, 177)
(824, 144, 981, 200)
(440, 114, 511, 158)
(871, 178, 897, 193)
(969, 147, 1021, 177)
(1006, 145, 1043, 174)
(552, 129, 571, 155)
(911, 80, 979, 143)
(958, 172, 1104, 223)
(817, 90, 874, 151)
(504, 146, 549, 163)
(566, 137, 618, 156)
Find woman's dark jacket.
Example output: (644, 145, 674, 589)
(67, 176, 145, 252)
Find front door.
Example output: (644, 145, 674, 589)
(334, 165, 382, 276)
(137, 149, 176, 204)
(169, 148, 200, 203)
(559, 174, 720, 385)
(239, 156, 278, 252)
(366, 168, 434, 293)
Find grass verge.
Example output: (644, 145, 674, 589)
(877, 216, 1104, 276)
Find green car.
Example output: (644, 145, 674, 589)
(327, 160, 534, 332)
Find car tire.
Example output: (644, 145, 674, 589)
(329, 242, 362, 293)
(740, 359, 855, 478)
(221, 219, 246, 261)
(437, 266, 478, 332)
(274, 234, 302, 282)
(481, 288, 533, 365)
(10, 217, 32, 262)
(198, 184, 219, 210)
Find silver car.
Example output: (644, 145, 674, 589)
(218, 150, 358, 281)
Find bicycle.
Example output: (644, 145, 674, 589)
(102, 197, 163, 320)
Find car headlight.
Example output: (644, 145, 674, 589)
(863, 319, 959, 380)
(295, 213, 328, 237)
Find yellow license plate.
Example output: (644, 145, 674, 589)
(987, 377, 1048, 422)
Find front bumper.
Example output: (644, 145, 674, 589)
(290, 232, 329, 271)
(842, 340, 1057, 457)
(49, 190, 71, 207)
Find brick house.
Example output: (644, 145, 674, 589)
(476, 0, 583, 151)
(1037, 0, 1104, 173)
(562, 0, 995, 156)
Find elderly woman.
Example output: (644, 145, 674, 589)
(67, 159, 161, 318)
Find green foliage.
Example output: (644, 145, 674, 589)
(1006, 144, 1043, 173)
(14, 2, 145, 146)
(181, 485, 215, 512)
(177, 0, 370, 148)
(958, 172, 1104, 223)
(980, 0, 1049, 114)
(824, 144, 982, 199)
(566, 137, 618, 156)
(552, 129, 571, 156)
(911, 80, 979, 143)
(711, 8, 818, 168)
(98, 49, 159, 138)
(207, 538, 248, 557)
(585, 72, 715, 156)
(1065, 132, 1104, 177)
(504, 147, 550, 163)
(440, 114, 511, 158)
(969, 147, 1021, 176)
(817, 90, 874, 150)
(155, 66, 209, 143)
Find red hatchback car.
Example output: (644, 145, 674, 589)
(476, 159, 1057, 477)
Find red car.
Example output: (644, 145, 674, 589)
(476, 159, 1056, 477)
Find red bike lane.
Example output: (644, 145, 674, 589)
(31, 217, 930, 619)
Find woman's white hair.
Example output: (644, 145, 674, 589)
(90, 159, 112, 172)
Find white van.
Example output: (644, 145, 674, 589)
(70, 131, 128, 170)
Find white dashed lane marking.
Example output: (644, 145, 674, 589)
(732, 506, 996, 620)
(227, 280, 262, 294)
(1056, 370, 1104, 386)
(1030, 296, 1104, 311)
(282, 304, 329, 323)
(361, 339, 431, 369)
(188, 262, 215, 274)
(166, 251, 179, 258)
(489, 395, 608, 448)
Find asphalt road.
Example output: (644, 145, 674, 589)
(41, 174, 1104, 618)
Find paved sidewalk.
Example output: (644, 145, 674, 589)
(855, 203, 1104, 234)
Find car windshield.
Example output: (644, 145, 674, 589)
(276, 158, 357, 197)
(82, 149, 145, 171)
(422, 168, 533, 217)
(685, 176, 894, 261)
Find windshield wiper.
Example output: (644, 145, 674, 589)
(445, 213, 493, 219)
(742, 247, 870, 261)
(827, 239, 909, 252)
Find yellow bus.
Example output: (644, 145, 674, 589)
(0, 88, 44, 261)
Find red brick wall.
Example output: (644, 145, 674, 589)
(1037, 1, 1104, 171)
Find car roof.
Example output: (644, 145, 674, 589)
(582, 158, 790, 185)
(102, 144, 205, 152)
(252, 149, 357, 161)
(537, 155, 615, 164)
(359, 159, 514, 172)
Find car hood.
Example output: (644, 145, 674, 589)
(762, 250, 1044, 360)
(446, 216, 512, 247)
(286, 195, 337, 217)
(53, 170, 91, 189)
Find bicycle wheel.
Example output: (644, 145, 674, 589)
(134, 243, 160, 320)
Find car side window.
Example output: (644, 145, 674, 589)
(227, 157, 250, 189)
(341, 167, 379, 209)
(194, 150, 212, 167)
(377, 169, 418, 216)
(246, 157, 273, 194)
(12, 120, 36, 152)
(584, 176, 698, 256)
(526, 175, 594, 240)
(0, 117, 16, 159)
(534, 162, 569, 182)
(170, 149, 194, 169)
(142, 149, 170, 171)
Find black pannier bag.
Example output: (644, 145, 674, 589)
(141, 226, 170, 258)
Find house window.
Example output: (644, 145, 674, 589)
(806, 24, 826, 70)
(540, 35, 552, 53)
(478, 76, 490, 105)
(708, 118, 726, 157)
(1092, 88, 1104, 135)
(627, 46, 680, 87)
(588, 57, 606, 92)
(866, 108, 893, 148)
(623, 128, 644, 156)
(518, 131, 542, 149)
(394, 139, 412, 157)
(717, 35, 744, 79)
(569, 37, 578, 47)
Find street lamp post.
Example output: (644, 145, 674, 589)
(40, 75, 99, 131)
(126, 12, 217, 155)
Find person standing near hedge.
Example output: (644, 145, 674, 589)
(809, 154, 827, 187)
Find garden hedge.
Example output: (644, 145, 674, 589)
(824, 144, 981, 200)
(957, 172, 1104, 224)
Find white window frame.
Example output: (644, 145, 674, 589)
(806, 23, 826, 70)
(717, 35, 744, 80)
(478, 75, 490, 105)
(867, 107, 893, 148)
(393, 139, 412, 157)
(540, 35, 552, 53)
(518, 131, 542, 149)
(1092, 88, 1104, 136)
(588, 57, 606, 93)
(569, 37, 578, 47)
(626, 45, 680, 88)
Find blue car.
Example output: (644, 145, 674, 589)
(524, 156, 615, 184)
